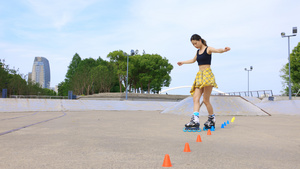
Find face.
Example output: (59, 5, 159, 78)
(191, 40, 201, 49)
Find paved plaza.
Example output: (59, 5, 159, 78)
(0, 109, 300, 169)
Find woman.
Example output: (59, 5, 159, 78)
(177, 34, 230, 131)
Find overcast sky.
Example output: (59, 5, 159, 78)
(1, 0, 299, 95)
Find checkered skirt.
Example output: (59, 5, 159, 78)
(190, 68, 218, 96)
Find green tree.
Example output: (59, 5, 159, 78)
(8, 73, 27, 95)
(71, 58, 98, 95)
(280, 42, 300, 95)
(58, 50, 173, 96)
(0, 59, 9, 91)
(138, 54, 173, 93)
(92, 64, 114, 92)
(59, 54, 121, 96)
(107, 50, 127, 93)
(66, 53, 82, 80)
(128, 54, 141, 93)
(58, 53, 81, 96)
(58, 81, 68, 96)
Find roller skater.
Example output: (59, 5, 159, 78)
(178, 34, 230, 132)
(203, 114, 216, 131)
(183, 112, 201, 132)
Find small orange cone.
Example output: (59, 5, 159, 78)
(162, 154, 172, 167)
(183, 142, 191, 152)
(207, 129, 212, 135)
(196, 134, 202, 142)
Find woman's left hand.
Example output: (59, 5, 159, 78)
(224, 47, 231, 52)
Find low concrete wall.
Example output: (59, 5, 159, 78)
(1, 96, 299, 115)
(78, 93, 189, 101)
(0, 99, 177, 112)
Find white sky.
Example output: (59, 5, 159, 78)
(1, 0, 300, 95)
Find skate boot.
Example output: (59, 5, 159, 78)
(203, 114, 216, 131)
(183, 112, 201, 132)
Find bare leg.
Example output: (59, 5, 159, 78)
(185, 87, 203, 129)
(193, 87, 204, 112)
(202, 86, 214, 115)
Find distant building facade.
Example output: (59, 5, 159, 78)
(29, 57, 51, 89)
(27, 72, 32, 81)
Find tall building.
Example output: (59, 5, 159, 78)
(29, 57, 51, 89)
(27, 72, 32, 81)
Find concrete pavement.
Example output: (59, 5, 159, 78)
(1, 96, 300, 168)
(0, 110, 300, 169)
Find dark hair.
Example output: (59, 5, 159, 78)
(190, 34, 207, 46)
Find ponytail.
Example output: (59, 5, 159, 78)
(201, 39, 207, 46)
(190, 34, 208, 46)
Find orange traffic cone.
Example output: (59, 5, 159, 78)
(207, 129, 212, 135)
(162, 154, 172, 167)
(196, 134, 202, 142)
(183, 142, 191, 152)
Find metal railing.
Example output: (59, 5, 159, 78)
(295, 89, 300, 97)
(10, 95, 69, 99)
(225, 90, 273, 98)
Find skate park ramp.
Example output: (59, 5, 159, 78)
(243, 96, 262, 104)
(161, 95, 270, 116)
(255, 100, 300, 115)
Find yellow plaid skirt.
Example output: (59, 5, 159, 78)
(190, 68, 218, 96)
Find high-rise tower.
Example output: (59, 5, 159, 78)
(30, 57, 50, 89)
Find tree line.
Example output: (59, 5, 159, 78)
(280, 42, 300, 95)
(2, 41, 299, 98)
(0, 59, 56, 97)
(58, 50, 173, 96)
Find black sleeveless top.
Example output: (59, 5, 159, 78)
(196, 47, 211, 65)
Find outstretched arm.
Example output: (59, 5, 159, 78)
(177, 54, 197, 66)
(207, 47, 230, 54)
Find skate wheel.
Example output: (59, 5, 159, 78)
(183, 128, 187, 132)
(203, 127, 207, 131)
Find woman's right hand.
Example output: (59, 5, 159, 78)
(177, 62, 183, 66)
